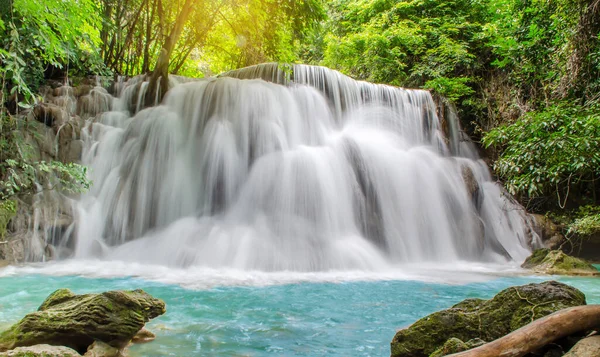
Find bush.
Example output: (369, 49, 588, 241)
(483, 102, 600, 203)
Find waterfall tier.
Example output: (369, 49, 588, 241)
(73, 64, 537, 270)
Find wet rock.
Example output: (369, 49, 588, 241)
(522, 249, 599, 276)
(83, 341, 119, 357)
(131, 327, 156, 344)
(53, 86, 75, 97)
(0, 344, 81, 357)
(563, 335, 600, 357)
(0, 289, 166, 353)
(531, 214, 565, 249)
(461, 165, 480, 208)
(390, 281, 586, 357)
(0, 235, 24, 264)
(33, 103, 69, 128)
(77, 89, 113, 118)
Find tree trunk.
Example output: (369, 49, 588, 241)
(447, 305, 600, 357)
(145, 0, 195, 107)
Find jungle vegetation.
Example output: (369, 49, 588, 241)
(0, 0, 599, 234)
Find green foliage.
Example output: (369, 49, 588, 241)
(483, 103, 600, 199)
(320, 0, 489, 101)
(0, 199, 17, 240)
(0, 159, 90, 201)
(564, 205, 600, 236)
(569, 214, 600, 236)
(0, 0, 105, 97)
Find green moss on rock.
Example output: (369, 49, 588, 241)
(522, 249, 599, 276)
(391, 281, 586, 357)
(429, 338, 469, 357)
(0, 289, 165, 353)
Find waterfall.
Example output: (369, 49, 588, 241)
(73, 64, 538, 271)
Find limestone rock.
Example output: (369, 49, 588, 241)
(563, 335, 600, 357)
(83, 341, 120, 357)
(0, 289, 166, 353)
(0, 344, 81, 357)
(390, 281, 586, 357)
(461, 165, 480, 208)
(522, 249, 599, 276)
(131, 328, 156, 344)
(531, 214, 565, 249)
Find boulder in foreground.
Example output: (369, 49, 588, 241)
(0, 288, 165, 353)
(390, 281, 586, 357)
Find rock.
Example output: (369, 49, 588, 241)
(390, 281, 586, 357)
(430, 338, 486, 357)
(83, 341, 119, 357)
(563, 335, 600, 357)
(33, 103, 69, 128)
(0, 344, 81, 357)
(531, 214, 565, 249)
(131, 327, 156, 344)
(429, 338, 469, 357)
(53, 86, 74, 97)
(0, 289, 166, 353)
(522, 249, 599, 276)
(0, 235, 25, 264)
(461, 165, 480, 208)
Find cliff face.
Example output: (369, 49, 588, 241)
(0, 77, 115, 265)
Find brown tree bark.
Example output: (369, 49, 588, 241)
(145, 0, 196, 107)
(447, 305, 600, 357)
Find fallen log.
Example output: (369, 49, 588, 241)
(447, 305, 600, 357)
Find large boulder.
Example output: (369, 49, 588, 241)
(0, 289, 165, 353)
(390, 281, 586, 357)
(522, 249, 599, 276)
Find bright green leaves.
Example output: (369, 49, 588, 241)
(320, 0, 488, 101)
(0, 159, 90, 201)
(1, 0, 104, 100)
(483, 103, 600, 201)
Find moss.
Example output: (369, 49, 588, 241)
(522, 250, 598, 276)
(521, 248, 550, 269)
(37, 289, 75, 311)
(391, 281, 586, 357)
(429, 338, 468, 357)
(0, 200, 17, 241)
(0, 289, 165, 353)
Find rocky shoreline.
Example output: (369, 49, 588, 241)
(391, 280, 600, 357)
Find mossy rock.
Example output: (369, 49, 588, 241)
(0, 289, 165, 353)
(522, 249, 599, 276)
(390, 281, 586, 357)
(429, 338, 487, 357)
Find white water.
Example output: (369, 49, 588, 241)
(71, 64, 537, 271)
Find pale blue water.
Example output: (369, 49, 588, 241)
(0, 265, 599, 356)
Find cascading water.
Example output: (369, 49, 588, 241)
(72, 64, 538, 271)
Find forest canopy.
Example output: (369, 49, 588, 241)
(0, 0, 599, 216)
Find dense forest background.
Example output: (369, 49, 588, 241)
(1, 0, 600, 239)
